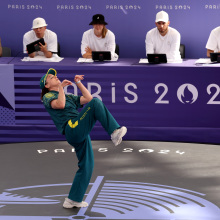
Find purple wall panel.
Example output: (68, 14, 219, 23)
(0, 1, 219, 58)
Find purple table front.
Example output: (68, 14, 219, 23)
(1, 58, 220, 144)
(0, 57, 14, 64)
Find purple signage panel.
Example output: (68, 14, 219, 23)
(8, 60, 220, 144)
(0, 64, 15, 125)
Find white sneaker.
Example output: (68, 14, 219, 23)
(63, 198, 88, 208)
(111, 126, 127, 146)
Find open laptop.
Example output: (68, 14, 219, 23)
(26, 38, 45, 54)
(92, 51, 111, 61)
(147, 54, 167, 64)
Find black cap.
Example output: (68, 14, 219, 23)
(89, 14, 108, 25)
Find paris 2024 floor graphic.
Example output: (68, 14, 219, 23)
(0, 141, 219, 220)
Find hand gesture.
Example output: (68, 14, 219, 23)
(74, 75, 84, 83)
(60, 79, 72, 88)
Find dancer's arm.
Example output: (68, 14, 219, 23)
(51, 80, 72, 109)
(74, 75, 93, 105)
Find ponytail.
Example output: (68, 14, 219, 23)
(41, 87, 49, 100)
(102, 26, 108, 38)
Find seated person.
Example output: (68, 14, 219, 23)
(0, 38, 2, 57)
(206, 26, 220, 57)
(145, 11, 181, 61)
(81, 14, 118, 60)
(23, 17, 58, 58)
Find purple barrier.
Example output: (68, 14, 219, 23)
(0, 64, 15, 126)
(0, 58, 219, 144)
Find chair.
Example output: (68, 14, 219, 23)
(179, 44, 185, 59)
(57, 42, 60, 57)
(53, 42, 61, 56)
(2, 47, 11, 57)
(115, 44, 119, 56)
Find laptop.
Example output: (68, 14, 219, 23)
(147, 54, 167, 64)
(26, 38, 45, 54)
(92, 51, 111, 61)
(210, 53, 220, 62)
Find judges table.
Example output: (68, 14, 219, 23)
(1, 57, 220, 144)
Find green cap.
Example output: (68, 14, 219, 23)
(40, 68, 57, 89)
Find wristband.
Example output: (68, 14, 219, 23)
(75, 80, 81, 84)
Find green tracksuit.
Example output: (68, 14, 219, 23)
(43, 91, 120, 202)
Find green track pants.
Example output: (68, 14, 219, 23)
(65, 98, 120, 202)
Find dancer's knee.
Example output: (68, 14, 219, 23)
(90, 98, 101, 104)
(89, 98, 102, 108)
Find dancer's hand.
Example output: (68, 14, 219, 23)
(60, 79, 72, 87)
(74, 75, 84, 83)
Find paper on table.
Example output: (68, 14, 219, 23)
(22, 54, 64, 62)
(195, 58, 212, 64)
(139, 59, 149, 63)
(77, 58, 94, 63)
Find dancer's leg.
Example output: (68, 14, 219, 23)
(67, 135, 94, 202)
(65, 98, 120, 145)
